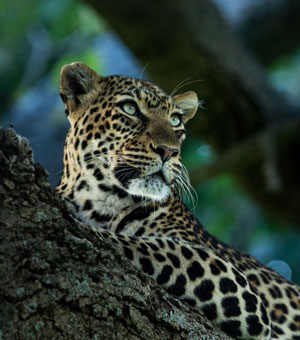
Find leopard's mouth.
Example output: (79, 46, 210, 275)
(113, 164, 171, 201)
(114, 162, 170, 185)
(149, 170, 166, 182)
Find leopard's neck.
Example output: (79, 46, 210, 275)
(56, 166, 202, 239)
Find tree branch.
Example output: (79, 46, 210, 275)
(239, 0, 300, 66)
(189, 117, 300, 225)
(0, 127, 233, 339)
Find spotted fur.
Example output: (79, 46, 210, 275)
(56, 62, 300, 340)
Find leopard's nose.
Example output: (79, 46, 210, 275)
(150, 143, 179, 162)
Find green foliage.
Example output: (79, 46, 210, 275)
(0, 0, 105, 117)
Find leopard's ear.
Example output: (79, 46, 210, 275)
(60, 62, 101, 114)
(173, 91, 199, 123)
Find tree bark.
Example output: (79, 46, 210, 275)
(239, 0, 300, 66)
(84, 0, 300, 227)
(0, 127, 233, 339)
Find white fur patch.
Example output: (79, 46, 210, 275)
(126, 174, 171, 201)
(178, 97, 198, 111)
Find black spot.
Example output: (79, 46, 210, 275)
(119, 238, 129, 247)
(232, 268, 247, 287)
(86, 124, 93, 132)
(123, 247, 133, 260)
(90, 106, 99, 114)
(68, 189, 74, 199)
(290, 323, 297, 331)
(139, 257, 154, 275)
(246, 315, 263, 336)
(260, 303, 269, 325)
(216, 259, 227, 272)
(66, 164, 70, 178)
(61, 184, 67, 191)
(219, 277, 238, 294)
(210, 263, 220, 275)
(82, 115, 88, 125)
(247, 273, 260, 286)
(272, 303, 289, 324)
(135, 227, 145, 236)
(86, 163, 94, 169)
(91, 211, 111, 222)
(167, 274, 186, 297)
(93, 169, 104, 181)
(156, 265, 173, 285)
(167, 240, 175, 250)
(273, 325, 284, 335)
(202, 303, 217, 321)
(167, 253, 180, 268)
(187, 261, 205, 281)
(183, 298, 196, 307)
(195, 248, 209, 261)
(148, 243, 159, 252)
(83, 200, 93, 211)
(220, 320, 242, 338)
(273, 285, 283, 299)
(115, 206, 155, 233)
(242, 291, 258, 313)
(222, 296, 241, 317)
(94, 113, 101, 122)
(181, 245, 193, 259)
(77, 180, 88, 191)
(84, 152, 91, 162)
(154, 253, 166, 262)
(80, 140, 87, 150)
(194, 280, 215, 302)
(260, 292, 270, 308)
(137, 246, 149, 256)
(294, 315, 300, 322)
(112, 185, 127, 198)
(98, 184, 111, 192)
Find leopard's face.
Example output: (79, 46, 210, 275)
(59, 63, 198, 202)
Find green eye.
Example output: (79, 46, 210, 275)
(170, 114, 181, 127)
(121, 101, 137, 115)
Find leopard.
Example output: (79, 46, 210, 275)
(56, 62, 300, 340)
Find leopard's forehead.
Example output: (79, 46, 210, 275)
(101, 75, 173, 111)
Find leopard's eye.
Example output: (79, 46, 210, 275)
(170, 113, 181, 127)
(121, 101, 137, 115)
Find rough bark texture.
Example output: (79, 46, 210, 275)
(84, 0, 300, 227)
(0, 128, 233, 339)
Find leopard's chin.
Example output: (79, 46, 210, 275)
(126, 173, 171, 201)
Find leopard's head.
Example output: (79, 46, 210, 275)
(60, 62, 198, 202)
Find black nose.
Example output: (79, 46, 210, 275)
(150, 143, 179, 162)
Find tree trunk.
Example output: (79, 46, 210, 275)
(0, 127, 233, 339)
(84, 0, 300, 227)
(239, 0, 300, 66)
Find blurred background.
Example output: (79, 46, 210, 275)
(1, 0, 300, 283)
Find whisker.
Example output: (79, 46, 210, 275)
(170, 77, 191, 96)
(171, 79, 205, 96)
(139, 62, 150, 80)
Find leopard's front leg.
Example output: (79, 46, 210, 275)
(92, 227, 272, 340)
